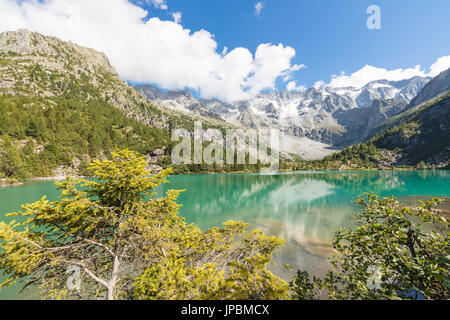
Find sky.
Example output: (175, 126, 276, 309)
(0, 0, 449, 102)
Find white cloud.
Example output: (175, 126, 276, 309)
(148, 0, 167, 10)
(171, 12, 182, 24)
(429, 55, 450, 77)
(286, 81, 306, 92)
(327, 56, 450, 88)
(135, 0, 168, 10)
(313, 81, 325, 89)
(0, 0, 302, 102)
(254, 2, 264, 16)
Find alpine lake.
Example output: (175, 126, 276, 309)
(1, 170, 449, 299)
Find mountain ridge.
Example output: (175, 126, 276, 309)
(0, 29, 448, 183)
(370, 92, 450, 167)
(137, 75, 431, 147)
(0, 29, 238, 182)
(407, 68, 450, 110)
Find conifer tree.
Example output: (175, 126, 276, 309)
(0, 149, 288, 300)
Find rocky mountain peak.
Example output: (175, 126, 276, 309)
(408, 68, 450, 109)
(0, 29, 117, 76)
(136, 74, 432, 147)
(0, 30, 164, 126)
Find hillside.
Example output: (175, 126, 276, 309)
(287, 92, 449, 171)
(408, 68, 450, 109)
(1, 29, 447, 182)
(0, 30, 232, 183)
(137, 76, 430, 147)
(365, 68, 450, 140)
(370, 92, 450, 167)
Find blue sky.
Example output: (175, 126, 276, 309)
(1, 0, 449, 101)
(134, 0, 450, 88)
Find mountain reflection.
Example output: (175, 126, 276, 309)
(0, 171, 447, 289)
(157, 170, 449, 279)
(159, 171, 448, 227)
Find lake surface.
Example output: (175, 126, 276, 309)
(1, 170, 449, 299)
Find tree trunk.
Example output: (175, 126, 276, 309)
(107, 286, 115, 300)
(107, 255, 120, 300)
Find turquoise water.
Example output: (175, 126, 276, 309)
(0, 170, 449, 299)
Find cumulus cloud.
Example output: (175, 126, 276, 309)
(171, 11, 182, 23)
(135, 0, 167, 10)
(327, 56, 450, 88)
(429, 55, 450, 77)
(148, 0, 168, 10)
(313, 81, 325, 89)
(286, 81, 306, 92)
(254, 2, 264, 16)
(0, 0, 302, 102)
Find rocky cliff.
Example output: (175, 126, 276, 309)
(0, 30, 232, 181)
(137, 76, 431, 147)
(371, 93, 450, 167)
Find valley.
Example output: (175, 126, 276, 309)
(0, 4, 448, 302)
(0, 0, 449, 302)
(0, 29, 449, 185)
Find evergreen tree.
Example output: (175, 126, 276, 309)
(0, 149, 288, 300)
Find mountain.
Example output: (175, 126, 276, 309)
(1, 29, 446, 182)
(2, 29, 324, 183)
(0, 29, 232, 182)
(137, 76, 430, 147)
(0, 30, 157, 124)
(369, 92, 450, 167)
(312, 70, 450, 169)
(135, 85, 221, 119)
(407, 68, 450, 109)
(332, 98, 409, 146)
(289, 92, 450, 171)
(0, 29, 174, 182)
(363, 68, 450, 142)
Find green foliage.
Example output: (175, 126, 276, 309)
(291, 194, 450, 300)
(0, 94, 169, 180)
(220, 230, 290, 300)
(417, 161, 427, 169)
(0, 89, 269, 179)
(0, 136, 27, 179)
(290, 270, 323, 300)
(287, 142, 381, 171)
(134, 228, 289, 300)
(0, 149, 288, 300)
(369, 93, 450, 166)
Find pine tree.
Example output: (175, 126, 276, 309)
(0, 149, 288, 300)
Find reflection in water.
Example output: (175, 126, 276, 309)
(158, 170, 450, 280)
(268, 178, 335, 205)
(397, 195, 450, 219)
(0, 170, 449, 297)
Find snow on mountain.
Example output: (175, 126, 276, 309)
(408, 68, 450, 110)
(135, 85, 221, 119)
(136, 76, 430, 148)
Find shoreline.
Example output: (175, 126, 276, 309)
(173, 167, 447, 176)
(1, 168, 447, 188)
(0, 175, 86, 188)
